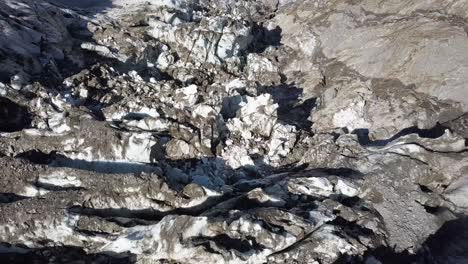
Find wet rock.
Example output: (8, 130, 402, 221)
(0, 0, 89, 84)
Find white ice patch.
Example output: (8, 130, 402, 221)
(50, 95, 69, 111)
(38, 171, 82, 188)
(124, 117, 170, 132)
(222, 144, 255, 169)
(157, 50, 175, 70)
(10, 71, 29, 90)
(267, 123, 297, 163)
(23, 129, 44, 136)
(149, 12, 251, 65)
(102, 216, 217, 262)
(48, 112, 71, 134)
(92, 195, 172, 211)
(228, 215, 297, 255)
(122, 132, 156, 163)
(19, 185, 49, 197)
(79, 88, 88, 99)
(335, 180, 359, 197)
(81, 42, 128, 62)
(115, 0, 187, 9)
(67, 146, 94, 161)
(175, 84, 198, 108)
(297, 32, 318, 57)
(182, 187, 222, 208)
(181, 217, 209, 239)
(192, 104, 216, 119)
(246, 54, 278, 80)
(128, 70, 144, 82)
(22, 213, 107, 247)
(225, 78, 247, 93)
(102, 226, 151, 254)
(61, 132, 156, 164)
(288, 177, 334, 197)
(333, 99, 370, 132)
(313, 225, 358, 259)
(0, 82, 7, 96)
(309, 210, 336, 226)
(227, 94, 278, 138)
(387, 144, 425, 156)
(446, 178, 468, 209)
(45, 214, 79, 242)
(247, 188, 286, 206)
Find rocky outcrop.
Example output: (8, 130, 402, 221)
(311, 69, 463, 139)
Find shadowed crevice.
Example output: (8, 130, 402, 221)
(0, 244, 136, 264)
(353, 123, 449, 147)
(0, 97, 31, 132)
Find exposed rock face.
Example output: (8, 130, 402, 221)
(0, 0, 91, 86)
(0, 0, 468, 263)
(311, 71, 464, 139)
(274, 0, 468, 109)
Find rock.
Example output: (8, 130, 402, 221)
(246, 53, 280, 83)
(315, 2, 468, 110)
(312, 73, 463, 139)
(0, 0, 88, 84)
(446, 176, 468, 212)
(80, 42, 128, 62)
(227, 94, 279, 138)
(166, 139, 198, 160)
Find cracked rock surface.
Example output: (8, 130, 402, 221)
(1, 0, 468, 263)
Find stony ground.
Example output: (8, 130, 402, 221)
(1, 0, 468, 263)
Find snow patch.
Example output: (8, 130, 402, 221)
(38, 171, 82, 188)
(48, 112, 71, 134)
(222, 144, 255, 169)
(246, 54, 278, 80)
(227, 94, 278, 138)
(333, 100, 370, 132)
(19, 185, 49, 197)
(267, 123, 297, 163)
